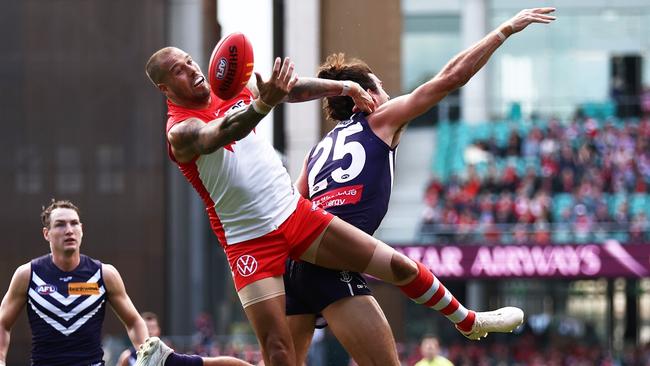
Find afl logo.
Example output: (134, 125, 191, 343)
(37, 284, 57, 295)
(236, 255, 258, 277)
(216, 57, 228, 80)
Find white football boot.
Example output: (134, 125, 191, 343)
(457, 306, 524, 340)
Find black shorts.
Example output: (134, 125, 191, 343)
(284, 259, 372, 327)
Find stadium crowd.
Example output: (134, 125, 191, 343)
(400, 335, 650, 366)
(420, 115, 650, 244)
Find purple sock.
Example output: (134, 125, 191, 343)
(164, 352, 203, 366)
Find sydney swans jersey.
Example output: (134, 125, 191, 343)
(307, 113, 396, 235)
(27, 254, 106, 366)
(166, 89, 299, 245)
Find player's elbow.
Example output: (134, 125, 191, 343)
(167, 129, 185, 149)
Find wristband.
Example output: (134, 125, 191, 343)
(251, 98, 273, 115)
(496, 30, 506, 41)
(340, 81, 351, 96)
(0, 360, 5, 366)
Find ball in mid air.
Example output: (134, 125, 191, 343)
(208, 32, 254, 100)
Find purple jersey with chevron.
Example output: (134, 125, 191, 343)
(307, 113, 396, 235)
(27, 254, 107, 366)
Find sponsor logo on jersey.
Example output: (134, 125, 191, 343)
(216, 57, 228, 80)
(37, 284, 57, 295)
(68, 282, 100, 296)
(312, 185, 364, 209)
(236, 255, 258, 277)
(339, 271, 352, 283)
(59, 276, 73, 282)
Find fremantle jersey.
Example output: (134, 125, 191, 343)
(307, 113, 396, 235)
(166, 89, 299, 246)
(27, 254, 107, 366)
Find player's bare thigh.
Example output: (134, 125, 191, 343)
(322, 295, 400, 366)
(299, 216, 416, 285)
(239, 277, 295, 365)
(237, 276, 285, 308)
(299, 216, 375, 272)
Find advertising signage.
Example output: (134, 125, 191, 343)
(395, 240, 650, 279)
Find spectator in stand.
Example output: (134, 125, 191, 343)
(557, 143, 576, 174)
(630, 213, 650, 242)
(501, 165, 519, 192)
(555, 167, 576, 194)
(192, 313, 216, 356)
(480, 163, 502, 194)
(505, 130, 522, 157)
(522, 127, 543, 158)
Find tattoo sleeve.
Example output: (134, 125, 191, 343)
(196, 104, 267, 154)
(286, 77, 340, 103)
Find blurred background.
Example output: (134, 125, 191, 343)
(1, 0, 650, 364)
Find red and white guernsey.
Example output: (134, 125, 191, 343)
(166, 88, 299, 246)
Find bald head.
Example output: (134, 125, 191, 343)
(145, 46, 183, 86)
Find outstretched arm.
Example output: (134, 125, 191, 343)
(169, 57, 297, 163)
(370, 7, 556, 139)
(287, 78, 374, 113)
(0, 264, 30, 364)
(247, 74, 375, 114)
(103, 264, 148, 349)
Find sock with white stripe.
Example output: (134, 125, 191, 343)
(399, 261, 476, 332)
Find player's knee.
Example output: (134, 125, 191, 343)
(390, 253, 418, 284)
(264, 335, 293, 365)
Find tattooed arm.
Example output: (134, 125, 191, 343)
(247, 76, 375, 113)
(168, 106, 269, 162)
(168, 57, 297, 163)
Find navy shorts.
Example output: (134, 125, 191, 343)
(284, 259, 372, 327)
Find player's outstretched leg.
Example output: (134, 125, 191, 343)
(306, 216, 524, 340)
(136, 337, 256, 366)
(135, 337, 174, 366)
(399, 260, 524, 340)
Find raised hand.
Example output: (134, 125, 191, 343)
(254, 57, 299, 107)
(505, 7, 556, 34)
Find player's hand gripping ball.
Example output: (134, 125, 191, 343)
(208, 32, 254, 100)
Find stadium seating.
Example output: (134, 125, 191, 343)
(422, 115, 650, 244)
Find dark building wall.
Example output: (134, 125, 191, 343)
(0, 0, 167, 362)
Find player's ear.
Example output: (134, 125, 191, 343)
(42, 227, 49, 241)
